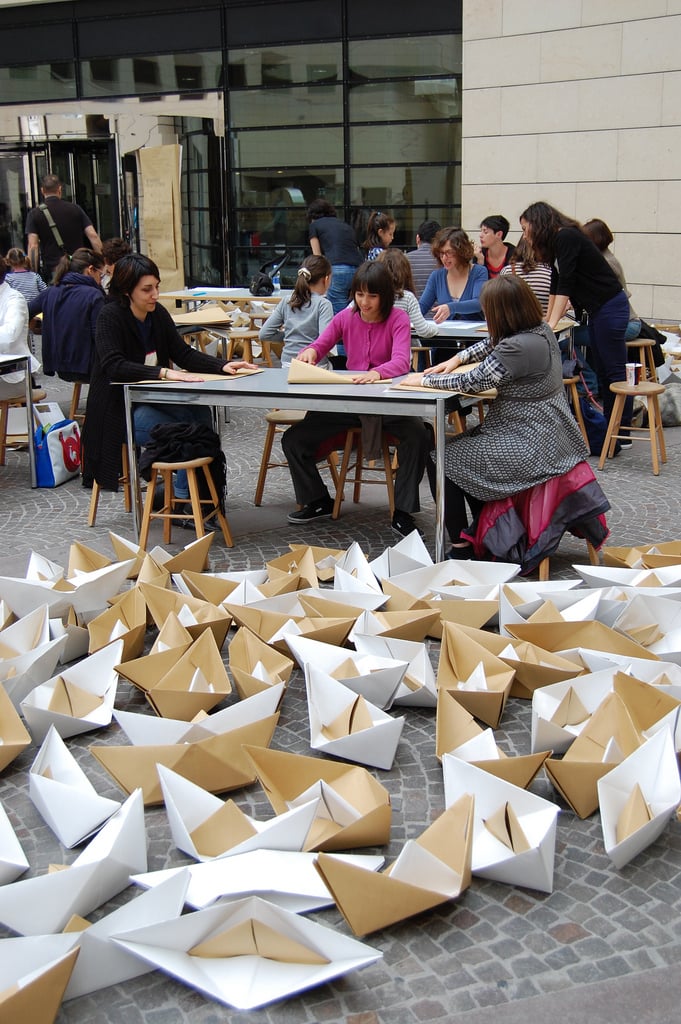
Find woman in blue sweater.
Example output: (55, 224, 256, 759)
(419, 228, 488, 363)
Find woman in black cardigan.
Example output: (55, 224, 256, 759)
(81, 254, 254, 492)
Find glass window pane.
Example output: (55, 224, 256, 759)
(230, 84, 342, 128)
(351, 123, 461, 165)
(232, 127, 343, 169)
(351, 165, 461, 213)
(348, 35, 461, 79)
(235, 169, 344, 210)
(349, 79, 460, 122)
(228, 43, 341, 87)
(81, 52, 222, 98)
(0, 63, 77, 103)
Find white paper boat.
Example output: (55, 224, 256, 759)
(0, 803, 29, 885)
(352, 634, 438, 707)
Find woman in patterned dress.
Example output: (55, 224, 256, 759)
(403, 275, 596, 557)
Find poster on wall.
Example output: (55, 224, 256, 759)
(138, 144, 184, 302)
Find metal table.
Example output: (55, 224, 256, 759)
(124, 369, 462, 560)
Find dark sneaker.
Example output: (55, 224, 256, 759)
(619, 439, 633, 449)
(391, 510, 424, 539)
(288, 498, 334, 524)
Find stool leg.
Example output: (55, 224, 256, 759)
(121, 444, 132, 514)
(161, 469, 175, 543)
(352, 433, 364, 505)
(87, 481, 101, 527)
(598, 394, 625, 469)
(0, 400, 9, 466)
(333, 431, 355, 519)
(586, 541, 599, 566)
(645, 346, 657, 383)
(538, 557, 549, 581)
(201, 464, 234, 547)
(138, 470, 159, 550)
(254, 421, 277, 506)
(185, 468, 205, 539)
(649, 395, 667, 465)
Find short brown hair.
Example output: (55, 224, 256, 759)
(432, 227, 474, 268)
(582, 218, 614, 252)
(480, 275, 543, 342)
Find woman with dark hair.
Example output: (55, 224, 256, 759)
(307, 199, 362, 315)
(404, 276, 607, 561)
(419, 227, 488, 324)
(282, 260, 431, 538)
(28, 247, 105, 383)
(499, 235, 553, 315)
(81, 253, 255, 493)
(258, 254, 333, 366)
(519, 201, 630, 435)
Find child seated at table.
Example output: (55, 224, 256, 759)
(282, 261, 431, 539)
(258, 255, 334, 367)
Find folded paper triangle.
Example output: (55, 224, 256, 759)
(287, 360, 350, 385)
(189, 917, 330, 964)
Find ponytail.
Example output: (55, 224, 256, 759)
(289, 254, 331, 311)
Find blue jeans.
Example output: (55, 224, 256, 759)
(133, 403, 213, 498)
(588, 290, 631, 429)
(327, 265, 357, 356)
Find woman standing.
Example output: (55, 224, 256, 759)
(581, 218, 641, 342)
(307, 200, 362, 315)
(81, 253, 255, 495)
(519, 201, 630, 434)
(403, 276, 607, 560)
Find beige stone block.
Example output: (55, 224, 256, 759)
(580, 0, 667, 26)
(616, 126, 681, 180)
(656, 182, 681, 233)
(616, 234, 681, 288)
(462, 88, 503, 137)
(622, 16, 681, 75)
(463, 135, 538, 186)
(574, 182, 659, 234)
(463, 0, 503, 40)
(650, 286, 681, 321)
(578, 75, 664, 131)
(661, 72, 681, 127)
(465, 36, 541, 89)
(503, 0, 581, 35)
(628, 283, 654, 320)
(537, 131, 619, 183)
(499, 82, 580, 135)
(461, 184, 578, 230)
(539, 24, 623, 82)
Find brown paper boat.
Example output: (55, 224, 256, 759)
(228, 627, 294, 700)
(0, 683, 31, 772)
(0, 947, 79, 1024)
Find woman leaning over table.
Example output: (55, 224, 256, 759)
(519, 201, 630, 438)
(81, 253, 255, 493)
(403, 276, 597, 559)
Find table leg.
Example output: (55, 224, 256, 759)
(124, 385, 141, 540)
(25, 362, 36, 488)
(434, 403, 446, 561)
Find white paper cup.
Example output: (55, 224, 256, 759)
(625, 363, 642, 385)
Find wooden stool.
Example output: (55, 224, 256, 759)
(226, 330, 259, 363)
(69, 380, 87, 423)
(138, 456, 234, 548)
(87, 444, 139, 526)
(254, 409, 341, 505)
(331, 427, 397, 519)
(447, 401, 486, 436)
(538, 539, 599, 581)
(626, 337, 658, 383)
(563, 375, 589, 448)
(598, 381, 667, 475)
(0, 389, 46, 464)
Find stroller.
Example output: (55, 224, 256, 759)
(249, 250, 292, 296)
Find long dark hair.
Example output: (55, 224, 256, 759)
(363, 210, 395, 253)
(53, 247, 104, 285)
(519, 202, 581, 262)
(289, 255, 331, 311)
(351, 261, 395, 321)
(109, 253, 160, 306)
(377, 248, 416, 298)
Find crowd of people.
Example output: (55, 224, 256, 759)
(2, 180, 630, 565)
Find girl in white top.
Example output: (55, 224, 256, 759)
(259, 255, 334, 367)
(377, 248, 439, 341)
(499, 236, 553, 316)
(0, 255, 37, 400)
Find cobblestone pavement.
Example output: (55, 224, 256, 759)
(1, 373, 680, 1024)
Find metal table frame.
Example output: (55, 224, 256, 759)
(123, 368, 461, 561)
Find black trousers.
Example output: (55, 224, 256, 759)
(425, 452, 484, 543)
(282, 411, 431, 514)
